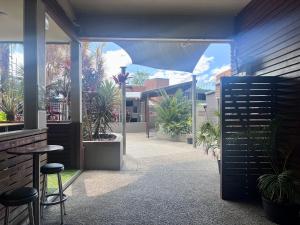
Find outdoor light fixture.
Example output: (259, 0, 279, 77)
(45, 16, 49, 30)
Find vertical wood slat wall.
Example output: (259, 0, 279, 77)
(221, 76, 278, 200)
(0, 130, 47, 225)
(229, 0, 300, 199)
(47, 122, 73, 168)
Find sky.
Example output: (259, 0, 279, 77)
(11, 41, 231, 90)
(96, 42, 231, 90)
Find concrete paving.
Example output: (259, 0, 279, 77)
(43, 133, 274, 225)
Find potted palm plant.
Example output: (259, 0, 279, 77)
(258, 145, 300, 224)
(197, 120, 221, 172)
(83, 80, 123, 170)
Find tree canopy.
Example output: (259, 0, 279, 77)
(130, 71, 150, 86)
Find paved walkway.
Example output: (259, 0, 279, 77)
(43, 133, 274, 225)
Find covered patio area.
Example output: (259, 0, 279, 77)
(1, 0, 300, 224)
(43, 133, 272, 225)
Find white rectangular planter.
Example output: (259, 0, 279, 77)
(109, 122, 146, 133)
(83, 133, 123, 170)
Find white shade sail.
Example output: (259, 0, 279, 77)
(115, 40, 209, 73)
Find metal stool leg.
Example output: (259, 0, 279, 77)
(4, 207, 9, 225)
(41, 174, 47, 218)
(57, 172, 64, 225)
(28, 202, 35, 225)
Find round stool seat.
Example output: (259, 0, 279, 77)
(0, 187, 38, 206)
(41, 163, 64, 174)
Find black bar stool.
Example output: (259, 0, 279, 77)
(0, 187, 38, 225)
(40, 163, 67, 225)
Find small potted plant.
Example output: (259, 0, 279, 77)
(258, 146, 300, 224)
(197, 120, 221, 173)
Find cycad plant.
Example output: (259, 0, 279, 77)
(155, 89, 191, 137)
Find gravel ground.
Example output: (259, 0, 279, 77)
(43, 133, 274, 225)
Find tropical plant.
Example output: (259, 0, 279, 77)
(93, 80, 119, 139)
(113, 72, 130, 86)
(155, 89, 191, 137)
(258, 170, 296, 204)
(197, 110, 221, 157)
(82, 43, 106, 140)
(197, 121, 220, 155)
(258, 142, 299, 204)
(83, 81, 119, 140)
(46, 58, 71, 120)
(130, 71, 149, 86)
(0, 43, 10, 85)
(0, 78, 23, 121)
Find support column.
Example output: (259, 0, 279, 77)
(24, 0, 46, 130)
(24, 1, 45, 224)
(121, 67, 126, 155)
(145, 96, 150, 138)
(70, 40, 83, 169)
(192, 74, 197, 148)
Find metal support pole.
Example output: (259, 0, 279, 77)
(71, 40, 83, 169)
(145, 96, 150, 138)
(192, 74, 197, 148)
(121, 67, 127, 155)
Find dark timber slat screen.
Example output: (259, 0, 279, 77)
(0, 130, 47, 225)
(232, 0, 300, 198)
(220, 76, 279, 200)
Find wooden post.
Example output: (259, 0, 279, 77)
(24, 0, 46, 130)
(23, 1, 45, 224)
(192, 74, 197, 148)
(70, 40, 83, 169)
(121, 67, 126, 155)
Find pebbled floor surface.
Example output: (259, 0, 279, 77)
(43, 133, 274, 225)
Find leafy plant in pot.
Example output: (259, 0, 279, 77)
(197, 118, 221, 172)
(258, 145, 300, 224)
(83, 80, 120, 140)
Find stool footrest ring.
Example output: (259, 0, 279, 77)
(41, 194, 67, 206)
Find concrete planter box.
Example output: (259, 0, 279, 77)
(155, 131, 187, 142)
(109, 122, 146, 133)
(83, 133, 123, 170)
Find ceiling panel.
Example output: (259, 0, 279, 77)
(0, 0, 70, 42)
(69, 0, 251, 16)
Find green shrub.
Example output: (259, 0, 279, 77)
(0, 111, 7, 122)
(155, 89, 191, 137)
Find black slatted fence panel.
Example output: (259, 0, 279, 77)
(220, 76, 279, 200)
